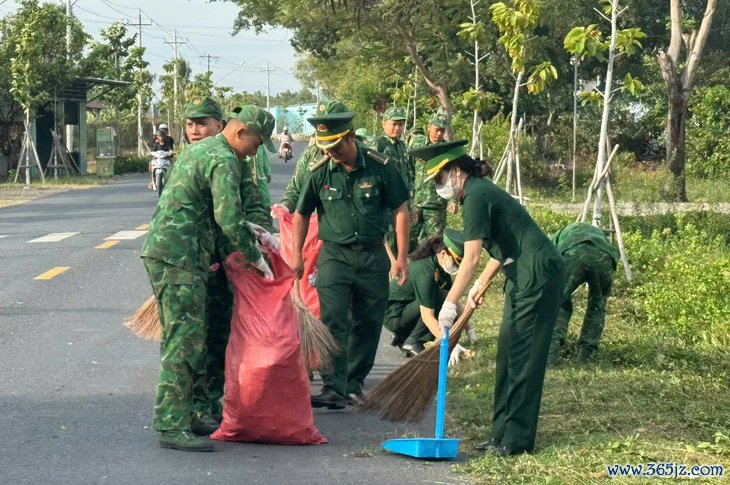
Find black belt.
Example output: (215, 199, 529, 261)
(328, 239, 384, 251)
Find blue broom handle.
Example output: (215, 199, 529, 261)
(435, 327, 449, 440)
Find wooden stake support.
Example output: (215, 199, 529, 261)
(45, 129, 80, 179)
(493, 117, 525, 204)
(14, 115, 45, 185)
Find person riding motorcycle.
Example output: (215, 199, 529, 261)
(278, 127, 293, 161)
(149, 124, 175, 189)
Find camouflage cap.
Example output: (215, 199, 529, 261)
(183, 96, 224, 121)
(409, 139, 469, 181)
(428, 112, 449, 129)
(229, 105, 276, 152)
(307, 100, 355, 150)
(383, 105, 407, 121)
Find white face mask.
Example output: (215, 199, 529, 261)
(435, 169, 457, 200)
(439, 253, 459, 276)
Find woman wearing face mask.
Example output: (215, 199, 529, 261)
(383, 228, 470, 358)
(409, 140, 566, 458)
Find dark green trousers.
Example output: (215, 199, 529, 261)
(492, 266, 566, 452)
(548, 244, 615, 363)
(143, 258, 207, 432)
(383, 300, 435, 346)
(191, 266, 233, 421)
(316, 242, 390, 396)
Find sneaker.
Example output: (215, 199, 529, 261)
(159, 430, 214, 452)
(191, 414, 220, 436)
(400, 342, 425, 358)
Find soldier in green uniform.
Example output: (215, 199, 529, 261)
(411, 112, 450, 245)
(370, 106, 417, 254)
(141, 105, 276, 452)
(410, 140, 566, 457)
(384, 228, 466, 357)
(547, 222, 618, 365)
(290, 100, 411, 408)
(184, 96, 225, 144)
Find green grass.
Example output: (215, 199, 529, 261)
(446, 281, 730, 483)
(0, 176, 111, 207)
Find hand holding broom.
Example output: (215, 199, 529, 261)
(361, 277, 493, 423)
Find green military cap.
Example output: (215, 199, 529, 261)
(443, 227, 466, 264)
(408, 126, 425, 137)
(183, 96, 223, 121)
(307, 100, 355, 150)
(229, 104, 276, 152)
(383, 105, 407, 121)
(428, 112, 449, 128)
(409, 139, 469, 181)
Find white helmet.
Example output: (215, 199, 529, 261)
(283, 126, 289, 132)
(158, 123, 169, 132)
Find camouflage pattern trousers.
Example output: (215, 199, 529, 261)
(548, 243, 616, 362)
(412, 207, 447, 246)
(143, 258, 207, 431)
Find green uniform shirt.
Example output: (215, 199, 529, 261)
(370, 135, 414, 196)
(551, 222, 619, 268)
(281, 144, 323, 211)
(460, 177, 561, 290)
(412, 137, 447, 210)
(296, 145, 409, 244)
(142, 133, 260, 275)
(385, 255, 452, 319)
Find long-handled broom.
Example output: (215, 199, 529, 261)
(361, 279, 493, 423)
(124, 283, 339, 371)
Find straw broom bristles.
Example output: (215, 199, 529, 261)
(361, 279, 493, 423)
(123, 284, 339, 373)
(123, 295, 162, 341)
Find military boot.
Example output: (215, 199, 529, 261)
(159, 430, 214, 452)
(191, 414, 220, 436)
(577, 348, 593, 365)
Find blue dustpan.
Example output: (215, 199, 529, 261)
(382, 328, 460, 459)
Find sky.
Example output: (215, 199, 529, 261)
(0, 0, 303, 97)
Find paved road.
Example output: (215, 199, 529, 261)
(0, 143, 465, 485)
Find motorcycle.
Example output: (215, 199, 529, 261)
(279, 142, 293, 163)
(150, 150, 173, 197)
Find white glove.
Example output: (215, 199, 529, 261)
(247, 221, 268, 235)
(247, 221, 279, 251)
(438, 301, 458, 337)
(468, 281, 482, 309)
(253, 255, 274, 281)
(466, 326, 478, 342)
(449, 344, 467, 368)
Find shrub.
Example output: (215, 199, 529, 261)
(623, 220, 730, 347)
(114, 156, 149, 174)
(686, 85, 730, 178)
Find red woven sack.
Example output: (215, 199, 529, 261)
(271, 205, 322, 318)
(211, 248, 326, 445)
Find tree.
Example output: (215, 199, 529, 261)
(490, 0, 557, 202)
(6, 0, 87, 183)
(657, 0, 719, 201)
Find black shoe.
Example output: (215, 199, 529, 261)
(347, 392, 367, 407)
(475, 438, 500, 451)
(494, 445, 529, 457)
(190, 414, 220, 436)
(311, 386, 347, 409)
(400, 342, 425, 358)
(390, 334, 405, 348)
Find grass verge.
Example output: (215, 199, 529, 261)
(0, 176, 111, 208)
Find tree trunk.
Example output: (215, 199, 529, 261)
(665, 84, 688, 201)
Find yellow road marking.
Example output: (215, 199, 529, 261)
(34, 266, 70, 280)
(96, 240, 120, 249)
(135, 224, 150, 230)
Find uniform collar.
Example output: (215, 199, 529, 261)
(328, 146, 365, 172)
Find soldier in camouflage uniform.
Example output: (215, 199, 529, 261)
(279, 137, 324, 212)
(411, 112, 450, 245)
(547, 222, 619, 365)
(370, 106, 416, 254)
(141, 105, 276, 452)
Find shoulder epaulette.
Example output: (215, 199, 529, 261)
(365, 149, 389, 165)
(309, 155, 329, 172)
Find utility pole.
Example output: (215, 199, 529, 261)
(65, 0, 73, 159)
(199, 53, 219, 74)
(130, 10, 151, 156)
(164, 31, 186, 133)
(261, 61, 274, 110)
